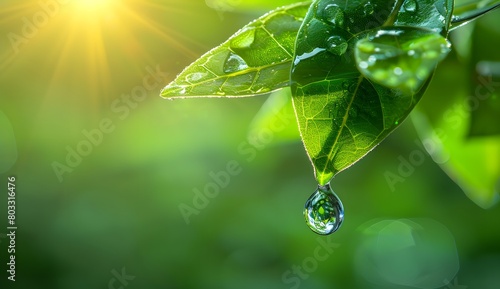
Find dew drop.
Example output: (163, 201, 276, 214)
(229, 28, 255, 49)
(322, 4, 344, 27)
(186, 72, 207, 83)
(363, 3, 374, 16)
(294, 47, 326, 66)
(393, 67, 403, 76)
(326, 36, 348, 55)
(403, 0, 417, 12)
(223, 53, 249, 73)
(304, 183, 344, 235)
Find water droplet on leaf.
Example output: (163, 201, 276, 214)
(230, 28, 255, 49)
(322, 4, 344, 27)
(293, 47, 326, 66)
(363, 3, 374, 16)
(304, 183, 344, 235)
(186, 72, 207, 83)
(223, 53, 249, 73)
(326, 36, 348, 55)
(403, 0, 417, 12)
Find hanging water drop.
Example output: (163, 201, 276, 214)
(304, 183, 344, 235)
(223, 53, 249, 73)
(403, 0, 417, 12)
(326, 36, 348, 55)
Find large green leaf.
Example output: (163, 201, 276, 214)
(161, 2, 311, 99)
(291, 0, 453, 185)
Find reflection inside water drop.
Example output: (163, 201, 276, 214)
(223, 53, 249, 73)
(403, 0, 417, 12)
(326, 36, 348, 55)
(304, 183, 344, 235)
(363, 3, 374, 16)
(322, 4, 344, 27)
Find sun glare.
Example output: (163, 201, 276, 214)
(1, 0, 202, 111)
(73, 0, 116, 12)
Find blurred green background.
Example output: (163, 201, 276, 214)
(0, 0, 499, 288)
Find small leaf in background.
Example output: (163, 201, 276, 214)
(468, 13, 500, 137)
(290, 0, 453, 185)
(355, 27, 451, 93)
(450, 0, 500, 30)
(161, 2, 310, 99)
(413, 39, 500, 208)
(247, 88, 299, 146)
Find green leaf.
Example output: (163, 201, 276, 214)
(450, 0, 500, 30)
(468, 13, 500, 137)
(355, 27, 451, 93)
(247, 88, 300, 145)
(413, 57, 500, 208)
(290, 0, 453, 185)
(160, 2, 311, 99)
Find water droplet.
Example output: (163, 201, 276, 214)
(230, 28, 255, 49)
(223, 53, 249, 73)
(395, 120, 399, 125)
(322, 4, 344, 27)
(393, 67, 403, 76)
(326, 36, 348, 55)
(186, 72, 207, 83)
(363, 3, 374, 16)
(403, 0, 417, 12)
(294, 47, 326, 66)
(304, 183, 344, 235)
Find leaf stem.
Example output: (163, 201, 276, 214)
(450, 0, 500, 30)
(383, 0, 406, 27)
